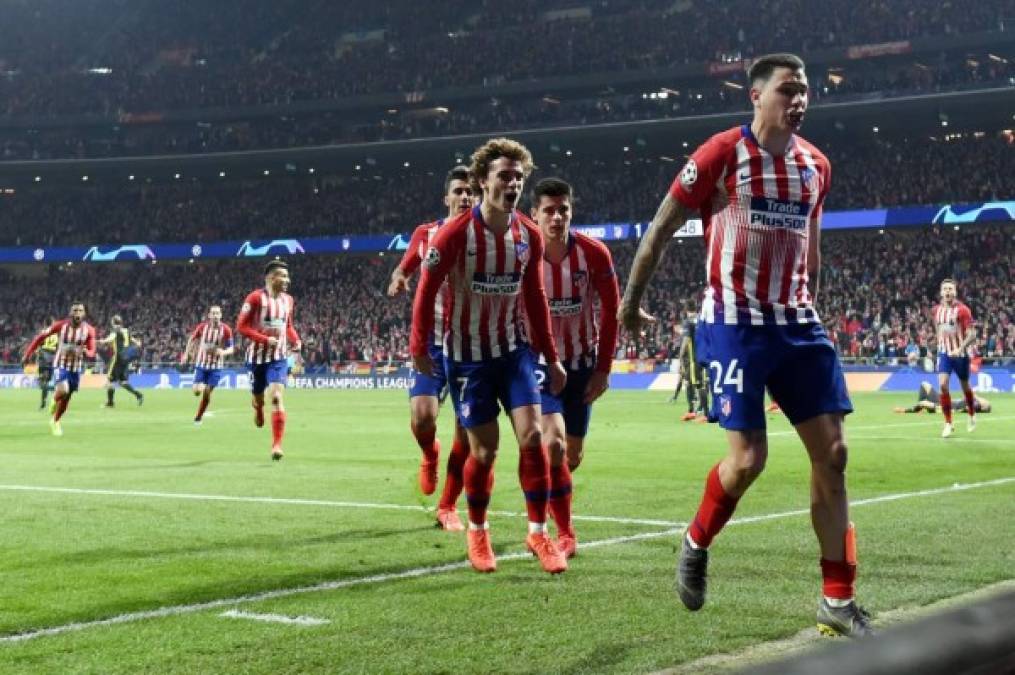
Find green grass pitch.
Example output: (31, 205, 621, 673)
(0, 388, 1012, 673)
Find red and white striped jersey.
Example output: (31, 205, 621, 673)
(237, 289, 300, 364)
(410, 205, 558, 364)
(399, 219, 451, 346)
(190, 321, 234, 369)
(25, 319, 96, 373)
(670, 125, 830, 326)
(934, 301, 973, 355)
(541, 232, 621, 372)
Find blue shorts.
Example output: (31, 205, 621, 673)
(54, 368, 80, 393)
(537, 362, 594, 438)
(446, 347, 542, 429)
(409, 343, 448, 399)
(194, 367, 223, 389)
(936, 353, 970, 381)
(248, 360, 288, 395)
(696, 321, 853, 430)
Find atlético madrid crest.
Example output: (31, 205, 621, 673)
(799, 167, 818, 192)
(719, 395, 732, 417)
(515, 242, 530, 264)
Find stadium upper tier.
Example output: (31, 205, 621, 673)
(2, 0, 1011, 117)
(1, 224, 1011, 368)
(0, 132, 1009, 247)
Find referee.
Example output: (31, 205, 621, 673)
(100, 315, 144, 407)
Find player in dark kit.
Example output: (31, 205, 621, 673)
(99, 315, 144, 408)
(676, 301, 709, 421)
(620, 54, 871, 637)
(35, 321, 58, 410)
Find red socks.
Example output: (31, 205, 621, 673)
(963, 389, 975, 416)
(271, 411, 286, 447)
(195, 395, 210, 421)
(941, 392, 953, 423)
(688, 463, 740, 548)
(820, 559, 857, 599)
(549, 463, 573, 535)
(438, 436, 469, 510)
(518, 445, 550, 524)
(464, 454, 494, 525)
(53, 392, 69, 422)
(411, 422, 437, 461)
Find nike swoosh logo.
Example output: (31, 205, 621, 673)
(738, 172, 751, 182)
(466, 250, 477, 256)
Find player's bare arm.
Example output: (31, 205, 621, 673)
(619, 193, 691, 333)
(387, 266, 411, 297)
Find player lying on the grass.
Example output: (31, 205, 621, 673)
(98, 315, 144, 408)
(388, 164, 473, 531)
(893, 381, 992, 414)
(528, 176, 620, 558)
(22, 301, 96, 437)
(620, 53, 872, 637)
(182, 305, 235, 425)
(238, 260, 301, 460)
(933, 278, 978, 438)
(411, 137, 568, 575)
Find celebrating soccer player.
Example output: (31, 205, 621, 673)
(388, 165, 474, 530)
(619, 53, 871, 637)
(98, 315, 144, 408)
(410, 138, 568, 574)
(238, 260, 301, 460)
(182, 305, 235, 425)
(528, 177, 619, 558)
(22, 302, 96, 436)
(933, 278, 978, 438)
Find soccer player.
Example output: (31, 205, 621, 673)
(98, 315, 144, 408)
(933, 279, 977, 438)
(528, 177, 620, 558)
(22, 302, 96, 436)
(619, 54, 871, 637)
(35, 320, 58, 410)
(410, 137, 568, 574)
(388, 165, 474, 530)
(893, 381, 991, 414)
(677, 300, 709, 422)
(182, 305, 235, 425)
(237, 260, 301, 460)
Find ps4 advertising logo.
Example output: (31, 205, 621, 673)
(932, 201, 1015, 225)
(82, 245, 156, 262)
(236, 240, 306, 257)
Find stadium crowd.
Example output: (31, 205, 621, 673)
(1, 224, 1011, 371)
(2, 50, 1010, 161)
(1, 133, 1011, 247)
(1, 0, 1010, 119)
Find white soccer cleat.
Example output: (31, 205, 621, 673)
(50, 420, 63, 437)
(967, 416, 976, 433)
(941, 423, 954, 439)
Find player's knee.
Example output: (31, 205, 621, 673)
(814, 440, 848, 476)
(518, 426, 542, 450)
(733, 446, 768, 480)
(410, 409, 437, 432)
(545, 436, 566, 464)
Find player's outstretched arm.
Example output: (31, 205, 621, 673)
(620, 193, 691, 334)
(23, 323, 60, 364)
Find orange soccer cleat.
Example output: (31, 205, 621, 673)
(467, 528, 497, 573)
(526, 532, 568, 574)
(680, 411, 698, 422)
(436, 506, 465, 532)
(557, 529, 578, 559)
(418, 439, 440, 496)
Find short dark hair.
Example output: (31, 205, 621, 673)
(111, 314, 123, 326)
(445, 165, 470, 193)
(748, 53, 805, 85)
(531, 177, 573, 206)
(264, 260, 288, 276)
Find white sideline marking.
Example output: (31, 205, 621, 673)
(219, 610, 329, 626)
(767, 414, 1015, 437)
(2, 476, 1013, 644)
(0, 485, 674, 527)
(849, 435, 1015, 446)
